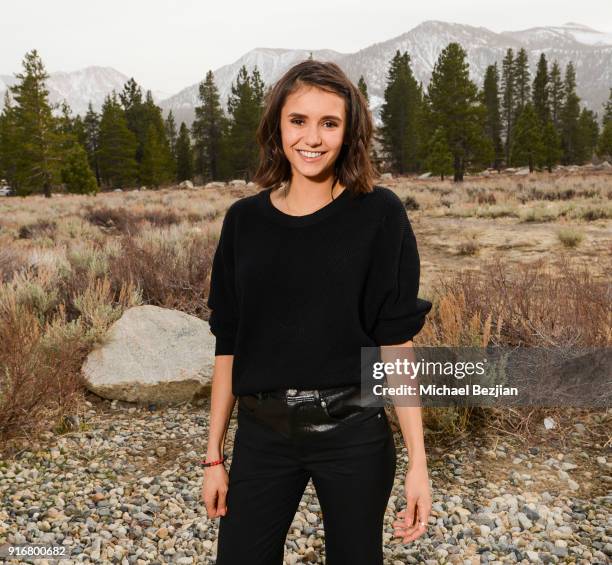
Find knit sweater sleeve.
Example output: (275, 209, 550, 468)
(206, 205, 239, 356)
(367, 190, 432, 345)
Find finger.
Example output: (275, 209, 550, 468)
(417, 504, 430, 530)
(402, 500, 425, 541)
(404, 497, 417, 528)
(217, 488, 228, 516)
(402, 504, 429, 543)
(204, 494, 218, 518)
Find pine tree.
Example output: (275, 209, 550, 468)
(597, 88, 612, 158)
(118, 80, 174, 183)
(575, 108, 599, 164)
(176, 122, 193, 182)
(0, 91, 18, 187)
(560, 62, 581, 164)
(532, 53, 550, 125)
(358, 76, 369, 103)
(165, 110, 178, 159)
(482, 63, 503, 170)
(602, 88, 612, 125)
(98, 92, 138, 188)
(511, 103, 544, 172)
(501, 49, 516, 166)
(251, 66, 265, 108)
(541, 120, 562, 172)
(72, 114, 87, 148)
(119, 78, 148, 165)
(427, 43, 491, 181)
(424, 127, 453, 180)
(192, 70, 227, 182)
(379, 51, 421, 174)
(9, 49, 63, 197)
(83, 102, 101, 185)
(514, 48, 531, 119)
(61, 143, 98, 194)
(598, 120, 612, 158)
(223, 65, 265, 180)
(57, 100, 78, 151)
(549, 61, 564, 131)
(140, 117, 174, 188)
(139, 123, 162, 187)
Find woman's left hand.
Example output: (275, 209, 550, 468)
(392, 462, 432, 544)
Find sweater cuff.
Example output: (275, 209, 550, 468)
(373, 298, 432, 345)
(214, 336, 235, 356)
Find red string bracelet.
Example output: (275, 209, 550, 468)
(200, 454, 227, 467)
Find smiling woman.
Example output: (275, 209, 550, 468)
(202, 59, 433, 565)
(253, 60, 377, 200)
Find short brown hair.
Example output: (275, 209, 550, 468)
(253, 60, 379, 196)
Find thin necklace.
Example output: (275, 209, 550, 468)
(282, 181, 338, 216)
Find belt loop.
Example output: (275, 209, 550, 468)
(257, 392, 262, 402)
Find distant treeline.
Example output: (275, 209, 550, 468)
(1, 47, 611, 196)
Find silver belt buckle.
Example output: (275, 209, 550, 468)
(286, 388, 298, 397)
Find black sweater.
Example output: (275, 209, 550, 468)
(206, 185, 433, 395)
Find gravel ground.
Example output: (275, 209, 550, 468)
(0, 398, 610, 564)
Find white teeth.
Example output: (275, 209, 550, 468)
(298, 150, 323, 158)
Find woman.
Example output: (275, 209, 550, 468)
(201, 59, 433, 564)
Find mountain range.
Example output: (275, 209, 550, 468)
(1, 21, 611, 127)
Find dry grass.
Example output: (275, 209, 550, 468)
(0, 174, 610, 452)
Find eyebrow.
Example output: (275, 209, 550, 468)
(288, 112, 343, 122)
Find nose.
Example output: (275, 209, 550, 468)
(304, 123, 322, 147)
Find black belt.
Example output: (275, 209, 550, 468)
(237, 383, 383, 436)
(248, 384, 370, 408)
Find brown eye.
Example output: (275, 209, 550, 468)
(290, 118, 304, 125)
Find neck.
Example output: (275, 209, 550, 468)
(284, 175, 343, 209)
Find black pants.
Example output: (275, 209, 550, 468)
(215, 391, 397, 564)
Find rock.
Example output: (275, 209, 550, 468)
(379, 173, 393, 180)
(204, 181, 226, 189)
(515, 167, 530, 175)
(229, 179, 246, 186)
(517, 512, 533, 530)
(81, 305, 215, 404)
(178, 180, 194, 189)
(600, 160, 611, 169)
(522, 505, 540, 521)
(418, 172, 432, 179)
(543, 417, 556, 430)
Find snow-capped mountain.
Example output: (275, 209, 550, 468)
(2, 21, 611, 126)
(501, 22, 612, 48)
(160, 21, 612, 127)
(0, 66, 169, 117)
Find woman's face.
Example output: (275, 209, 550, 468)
(279, 85, 346, 183)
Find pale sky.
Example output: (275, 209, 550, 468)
(3, 0, 612, 96)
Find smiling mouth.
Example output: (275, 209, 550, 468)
(296, 149, 327, 160)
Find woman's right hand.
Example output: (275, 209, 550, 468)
(201, 464, 229, 518)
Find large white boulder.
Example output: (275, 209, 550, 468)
(82, 305, 216, 405)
